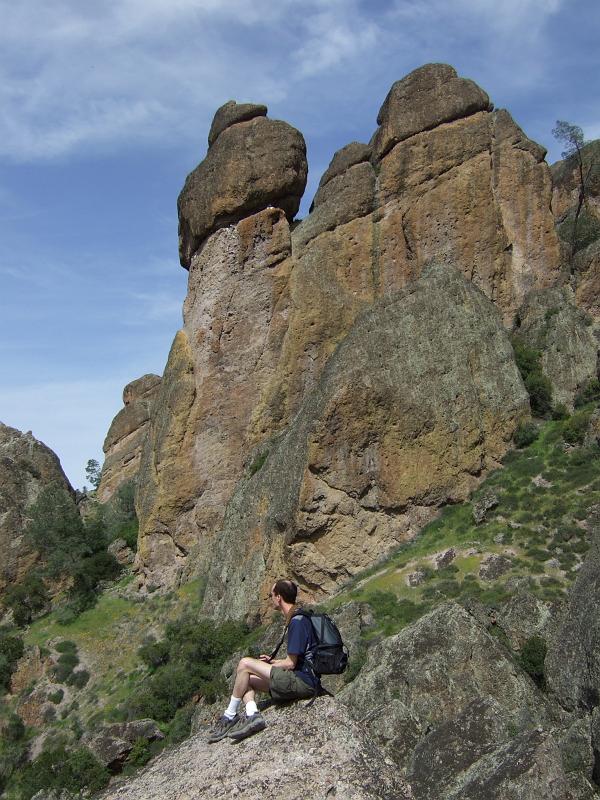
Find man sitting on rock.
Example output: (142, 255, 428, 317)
(208, 579, 320, 743)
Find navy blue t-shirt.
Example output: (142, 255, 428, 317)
(287, 614, 320, 689)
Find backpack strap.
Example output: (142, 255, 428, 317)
(268, 610, 306, 661)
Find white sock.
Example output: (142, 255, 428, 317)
(224, 696, 241, 720)
(245, 700, 258, 717)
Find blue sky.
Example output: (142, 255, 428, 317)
(1, 0, 599, 488)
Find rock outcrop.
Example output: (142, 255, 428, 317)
(99, 698, 411, 800)
(97, 374, 161, 503)
(133, 63, 567, 607)
(177, 104, 307, 267)
(514, 286, 597, 408)
(0, 423, 73, 597)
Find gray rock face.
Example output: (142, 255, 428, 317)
(295, 160, 375, 248)
(315, 141, 372, 192)
(99, 698, 410, 800)
(546, 521, 600, 713)
(514, 287, 597, 409)
(98, 374, 161, 503)
(178, 115, 307, 267)
(340, 603, 551, 770)
(0, 423, 73, 597)
(84, 719, 163, 772)
(371, 63, 492, 160)
(207, 100, 267, 147)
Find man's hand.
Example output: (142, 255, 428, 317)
(259, 654, 272, 663)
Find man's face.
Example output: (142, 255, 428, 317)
(270, 585, 280, 607)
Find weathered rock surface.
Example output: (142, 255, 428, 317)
(207, 100, 267, 147)
(99, 698, 410, 800)
(97, 374, 161, 503)
(136, 208, 293, 591)
(574, 240, 600, 321)
(107, 537, 135, 565)
(546, 519, 600, 713)
(201, 264, 528, 620)
(341, 603, 552, 770)
(514, 287, 597, 408)
(178, 109, 307, 267)
(0, 423, 74, 598)
(83, 719, 164, 772)
(371, 63, 492, 160)
(551, 140, 600, 225)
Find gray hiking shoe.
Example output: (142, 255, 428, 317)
(228, 712, 266, 742)
(207, 714, 240, 743)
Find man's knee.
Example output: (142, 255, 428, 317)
(237, 657, 252, 673)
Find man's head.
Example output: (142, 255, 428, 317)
(270, 579, 298, 610)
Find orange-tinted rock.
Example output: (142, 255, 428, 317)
(97, 374, 161, 503)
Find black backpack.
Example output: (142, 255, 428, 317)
(270, 608, 349, 676)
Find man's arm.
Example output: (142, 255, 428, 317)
(259, 653, 298, 670)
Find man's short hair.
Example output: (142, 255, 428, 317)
(273, 579, 298, 603)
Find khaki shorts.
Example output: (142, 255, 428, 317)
(269, 667, 315, 701)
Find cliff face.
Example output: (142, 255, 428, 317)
(0, 423, 73, 596)
(97, 374, 161, 503)
(127, 64, 593, 614)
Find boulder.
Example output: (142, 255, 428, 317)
(107, 537, 135, 566)
(494, 590, 558, 650)
(371, 63, 492, 160)
(99, 698, 410, 800)
(178, 113, 307, 267)
(207, 100, 267, 147)
(472, 490, 499, 524)
(0, 423, 74, 598)
(97, 374, 161, 503)
(340, 603, 551, 769)
(315, 141, 372, 193)
(514, 287, 597, 409)
(83, 719, 163, 772)
(479, 554, 512, 581)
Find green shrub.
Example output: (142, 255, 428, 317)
(127, 617, 249, 724)
(55, 640, 77, 654)
(563, 409, 593, 446)
(574, 378, 600, 409)
(248, 451, 269, 476)
(525, 373, 553, 417)
(166, 705, 195, 746)
(343, 646, 368, 685)
(518, 636, 547, 688)
(14, 744, 109, 799)
(0, 631, 24, 693)
(4, 572, 49, 627)
(551, 403, 570, 421)
(125, 737, 152, 769)
(48, 689, 64, 704)
(68, 670, 90, 690)
(514, 422, 538, 448)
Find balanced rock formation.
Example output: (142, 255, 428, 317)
(97, 374, 161, 503)
(0, 423, 73, 596)
(133, 63, 568, 608)
(177, 102, 307, 267)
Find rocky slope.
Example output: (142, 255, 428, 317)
(0, 423, 74, 597)
(129, 63, 591, 610)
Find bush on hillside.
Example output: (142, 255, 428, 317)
(574, 378, 600, 409)
(563, 409, 593, 446)
(4, 572, 49, 627)
(512, 338, 553, 417)
(13, 743, 109, 800)
(518, 636, 547, 688)
(0, 630, 24, 693)
(513, 421, 538, 448)
(128, 617, 249, 723)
